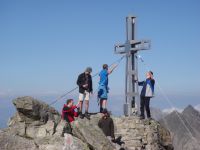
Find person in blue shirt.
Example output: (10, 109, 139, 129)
(138, 71, 155, 120)
(98, 64, 117, 113)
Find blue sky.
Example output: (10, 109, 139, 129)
(0, 0, 200, 127)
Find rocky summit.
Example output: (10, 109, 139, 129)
(0, 96, 173, 150)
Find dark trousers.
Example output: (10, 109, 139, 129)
(140, 96, 151, 118)
(62, 121, 72, 136)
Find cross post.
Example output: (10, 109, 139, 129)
(114, 16, 151, 116)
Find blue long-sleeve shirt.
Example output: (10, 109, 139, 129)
(99, 69, 108, 87)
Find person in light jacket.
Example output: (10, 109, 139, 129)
(138, 71, 155, 119)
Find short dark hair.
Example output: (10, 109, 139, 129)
(103, 64, 108, 69)
(66, 99, 73, 105)
(149, 71, 153, 75)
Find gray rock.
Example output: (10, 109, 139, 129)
(62, 134, 89, 150)
(11, 96, 60, 125)
(0, 129, 37, 150)
(71, 114, 115, 150)
(0, 96, 89, 150)
(0, 96, 174, 150)
(160, 105, 200, 150)
(114, 116, 173, 150)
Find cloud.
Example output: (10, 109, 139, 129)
(194, 104, 200, 112)
(162, 107, 183, 114)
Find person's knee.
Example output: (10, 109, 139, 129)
(85, 100, 89, 105)
(102, 100, 107, 105)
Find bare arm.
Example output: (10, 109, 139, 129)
(108, 64, 118, 75)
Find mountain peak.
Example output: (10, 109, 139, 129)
(182, 105, 197, 115)
(185, 104, 194, 110)
(160, 105, 200, 150)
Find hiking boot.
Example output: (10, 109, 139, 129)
(114, 136, 122, 143)
(100, 107, 103, 113)
(139, 116, 145, 120)
(79, 113, 84, 119)
(84, 112, 90, 120)
(147, 117, 153, 121)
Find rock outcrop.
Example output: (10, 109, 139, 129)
(0, 96, 173, 150)
(71, 114, 115, 150)
(160, 105, 200, 150)
(114, 117, 173, 150)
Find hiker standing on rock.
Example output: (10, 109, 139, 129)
(77, 67, 93, 119)
(61, 99, 80, 136)
(98, 64, 117, 113)
(138, 71, 155, 120)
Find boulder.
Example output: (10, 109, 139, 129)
(0, 96, 174, 150)
(1, 96, 91, 150)
(7, 96, 61, 139)
(11, 96, 60, 125)
(71, 114, 115, 150)
(0, 129, 37, 150)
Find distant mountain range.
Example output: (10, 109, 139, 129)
(159, 105, 200, 150)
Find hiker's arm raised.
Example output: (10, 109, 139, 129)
(108, 64, 118, 75)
